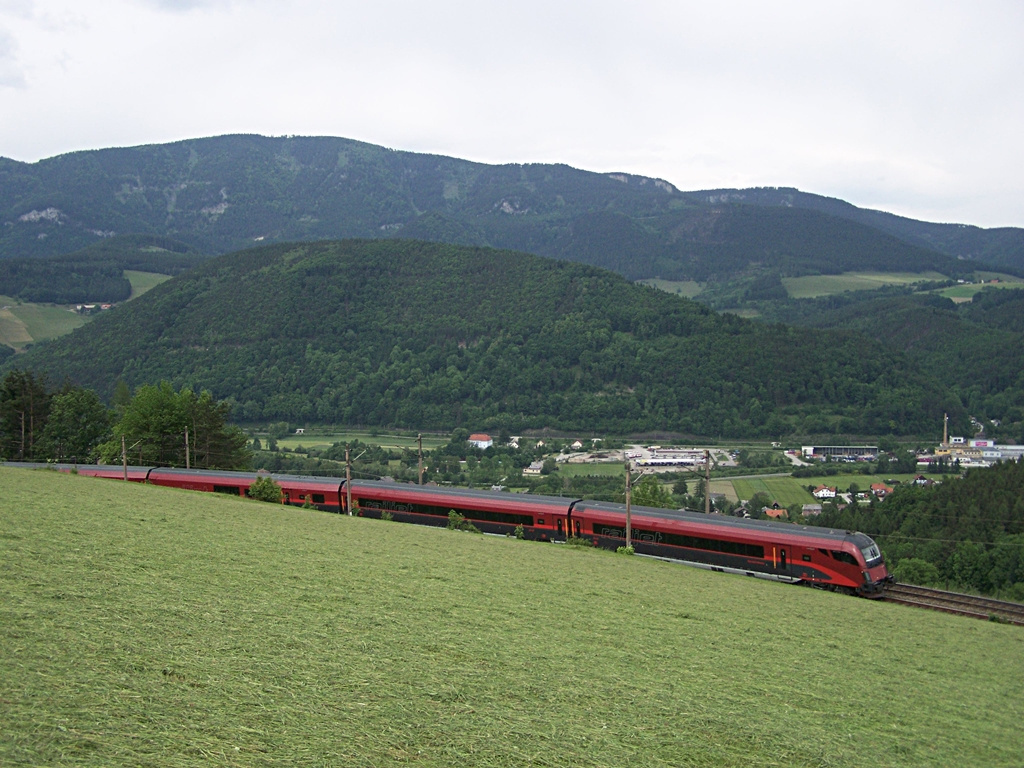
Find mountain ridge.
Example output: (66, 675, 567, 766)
(3, 134, 1020, 279)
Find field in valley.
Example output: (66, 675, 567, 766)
(0, 273, 170, 352)
(3, 466, 1022, 767)
(782, 271, 947, 299)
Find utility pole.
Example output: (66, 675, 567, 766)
(122, 435, 128, 481)
(624, 458, 633, 550)
(184, 427, 190, 469)
(345, 446, 353, 516)
(704, 449, 712, 515)
(418, 433, 423, 485)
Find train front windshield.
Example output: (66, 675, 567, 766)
(860, 543, 883, 567)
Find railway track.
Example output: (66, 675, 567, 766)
(883, 583, 1024, 625)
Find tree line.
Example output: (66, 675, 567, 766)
(0, 370, 250, 470)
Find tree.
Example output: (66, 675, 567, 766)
(248, 475, 282, 503)
(631, 475, 676, 509)
(893, 557, 940, 586)
(40, 386, 113, 462)
(0, 370, 50, 461)
(99, 382, 251, 470)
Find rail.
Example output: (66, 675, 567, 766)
(882, 583, 1024, 626)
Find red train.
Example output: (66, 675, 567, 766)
(10, 463, 892, 597)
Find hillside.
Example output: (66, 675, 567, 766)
(761, 288, 1024, 442)
(3, 467, 1022, 767)
(2, 134, 1011, 282)
(0, 239, 962, 437)
(691, 187, 1024, 271)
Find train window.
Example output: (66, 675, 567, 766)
(312, 494, 325, 504)
(538, 518, 544, 526)
(802, 554, 812, 562)
(831, 550, 859, 566)
(557, 520, 564, 535)
(213, 485, 241, 496)
(355, 497, 533, 527)
(860, 543, 882, 565)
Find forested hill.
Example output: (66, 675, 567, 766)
(689, 187, 1024, 270)
(2, 134, 1014, 279)
(3, 239, 963, 437)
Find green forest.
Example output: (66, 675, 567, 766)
(2, 239, 965, 438)
(756, 287, 1024, 443)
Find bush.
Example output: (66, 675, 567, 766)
(513, 524, 525, 539)
(566, 536, 594, 548)
(248, 475, 283, 503)
(381, 510, 394, 522)
(616, 545, 635, 555)
(893, 557, 940, 586)
(447, 510, 479, 533)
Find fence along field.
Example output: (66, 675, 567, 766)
(2, 466, 1022, 767)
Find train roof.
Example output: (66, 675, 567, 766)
(148, 467, 344, 489)
(575, 500, 867, 546)
(349, 479, 578, 513)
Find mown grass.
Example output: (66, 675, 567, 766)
(782, 271, 947, 299)
(730, 476, 814, 506)
(2, 467, 1022, 767)
(556, 462, 625, 477)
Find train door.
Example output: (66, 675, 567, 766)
(774, 546, 789, 573)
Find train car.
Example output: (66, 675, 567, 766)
(146, 468, 346, 512)
(572, 500, 891, 596)
(2, 462, 155, 482)
(2, 461, 889, 595)
(347, 480, 579, 540)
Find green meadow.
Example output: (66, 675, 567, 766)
(125, 270, 172, 300)
(0, 295, 88, 351)
(2, 467, 1022, 767)
(0, 272, 169, 351)
(274, 430, 449, 453)
(782, 272, 947, 299)
(729, 476, 815, 506)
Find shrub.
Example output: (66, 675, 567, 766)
(893, 557, 940, 586)
(381, 510, 394, 522)
(248, 475, 283, 503)
(566, 536, 594, 548)
(513, 524, 525, 539)
(447, 510, 479, 533)
(616, 545, 635, 555)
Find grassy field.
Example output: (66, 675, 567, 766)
(557, 462, 625, 477)
(2, 467, 1023, 767)
(0, 272, 168, 351)
(935, 274, 1024, 303)
(125, 270, 172, 300)
(782, 271, 947, 299)
(730, 476, 815, 506)
(0, 295, 88, 351)
(274, 430, 449, 452)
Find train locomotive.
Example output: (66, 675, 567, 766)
(7, 462, 891, 597)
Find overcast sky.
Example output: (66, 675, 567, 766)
(1, 0, 1022, 228)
